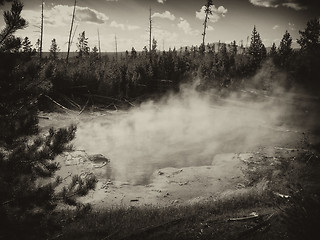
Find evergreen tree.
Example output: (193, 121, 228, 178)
(0, 0, 26, 46)
(76, 31, 90, 58)
(21, 36, 32, 53)
(278, 30, 293, 68)
(0, 34, 21, 52)
(0, 0, 26, 52)
(0, 2, 97, 239)
(49, 38, 59, 59)
(269, 42, 277, 58)
(131, 47, 137, 59)
(152, 37, 157, 52)
(90, 46, 99, 61)
(297, 18, 320, 53)
(248, 25, 266, 69)
(296, 18, 320, 90)
(230, 40, 237, 56)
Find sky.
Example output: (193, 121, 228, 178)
(0, 0, 319, 52)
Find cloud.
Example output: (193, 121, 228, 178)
(207, 26, 214, 31)
(249, 0, 279, 8)
(288, 22, 295, 31)
(76, 7, 109, 24)
(196, 5, 228, 23)
(22, 5, 109, 27)
(282, 2, 307, 10)
(110, 20, 140, 31)
(272, 24, 280, 29)
(152, 11, 176, 21)
(157, 0, 167, 3)
(178, 18, 199, 36)
(249, 0, 308, 11)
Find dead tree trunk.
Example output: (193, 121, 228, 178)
(67, 0, 77, 63)
(40, 0, 44, 59)
(149, 8, 152, 52)
(97, 29, 101, 59)
(202, 0, 213, 51)
(115, 34, 118, 61)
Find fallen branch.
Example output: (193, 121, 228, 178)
(82, 94, 123, 103)
(101, 229, 121, 240)
(38, 116, 50, 119)
(227, 213, 260, 222)
(44, 95, 73, 113)
(48, 233, 63, 240)
(1, 199, 14, 206)
(93, 162, 108, 168)
(79, 99, 89, 115)
(62, 173, 72, 181)
(62, 95, 81, 110)
(274, 147, 310, 152)
(237, 213, 275, 239)
(124, 98, 135, 107)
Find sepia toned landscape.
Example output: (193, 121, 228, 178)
(1, 0, 320, 239)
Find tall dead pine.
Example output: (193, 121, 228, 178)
(202, 0, 213, 50)
(40, 0, 44, 59)
(149, 8, 152, 52)
(67, 0, 77, 63)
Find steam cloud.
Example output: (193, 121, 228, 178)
(74, 77, 306, 185)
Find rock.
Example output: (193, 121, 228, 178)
(171, 200, 179, 204)
(236, 183, 245, 189)
(88, 154, 109, 163)
(164, 192, 170, 198)
(179, 181, 189, 186)
(158, 170, 164, 175)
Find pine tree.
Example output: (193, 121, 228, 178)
(248, 25, 266, 69)
(0, 0, 26, 46)
(297, 18, 320, 53)
(278, 30, 293, 68)
(131, 47, 137, 59)
(296, 18, 320, 89)
(0, 0, 26, 52)
(91, 46, 99, 61)
(152, 37, 157, 52)
(49, 38, 60, 59)
(34, 38, 40, 52)
(0, 2, 97, 239)
(230, 40, 237, 56)
(269, 42, 277, 58)
(279, 31, 292, 57)
(21, 36, 32, 53)
(76, 31, 90, 58)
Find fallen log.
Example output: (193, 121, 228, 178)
(61, 95, 81, 110)
(79, 99, 89, 115)
(82, 94, 123, 103)
(38, 116, 50, 120)
(227, 213, 260, 222)
(124, 98, 135, 107)
(237, 213, 275, 239)
(44, 95, 73, 113)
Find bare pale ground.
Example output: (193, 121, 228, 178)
(39, 90, 319, 209)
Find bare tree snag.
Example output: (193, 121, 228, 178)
(202, 0, 213, 51)
(67, 0, 77, 63)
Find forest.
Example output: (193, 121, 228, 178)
(0, 0, 320, 239)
